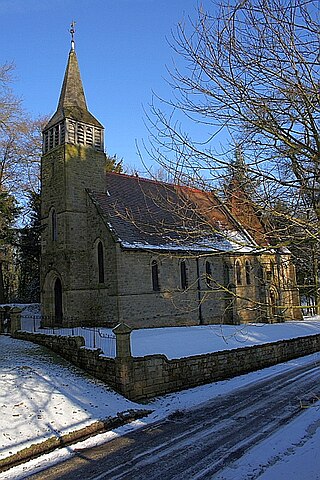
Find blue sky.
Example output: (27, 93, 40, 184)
(1, 0, 200, 173)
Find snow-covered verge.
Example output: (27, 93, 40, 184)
(1, 346, 320, 480)
(0, 336, 141, 463)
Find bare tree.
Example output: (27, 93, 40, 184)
(0, 63, 21, 128)
(0, 63, 46, 206)
(0, 116, 46, 205)
(0, 63, 47, 301)
(146, 0, 320, 313)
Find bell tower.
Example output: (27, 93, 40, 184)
(41, 24, 107, 323)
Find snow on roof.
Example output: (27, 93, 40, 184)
(89, 173, 259, 254)
(121, 230, 255, 253)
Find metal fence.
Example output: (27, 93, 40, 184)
(20, 314, 116, 358)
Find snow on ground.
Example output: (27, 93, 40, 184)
(1, 347, 320, 480)
(0, 336, 139, 461)
(131, 318, 320, 358)
(214, 400, 320, 480)
(1, 310, 320, 478)
(18, 305, 320, 359)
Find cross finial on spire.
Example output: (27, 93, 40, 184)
(70, 21, 76, 51)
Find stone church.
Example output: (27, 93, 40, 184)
(40, 39, 302, 328)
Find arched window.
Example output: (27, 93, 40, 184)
(49, 128, 54, 150)
(245, 260, 251, 285)
(69, 121, 76, 143)
(43, 131, 49, 153)
(97, 241, 105, 284)
(180, 260, 188, 290)
(94, 128, 102, 149)
(51, 209, 58, 241)
(86, 127, 93, 146)
(206, 261, 212, 288)
(54, 125, 59, 147)
(151, 260, 160, 291)
(77, 124, 84, 144)
(60, 121, 65, 144)
(235, 260, 242, 285)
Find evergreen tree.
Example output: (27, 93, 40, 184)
(16, 191, 41, 302)
(106, 154, 123, 173)
(0, 189, 19, 302)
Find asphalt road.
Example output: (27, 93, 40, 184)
(28, 358, 320, 480)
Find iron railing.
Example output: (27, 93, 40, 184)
(20, 314, 116, 357)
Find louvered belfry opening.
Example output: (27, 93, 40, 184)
(42, 48, 104, 154)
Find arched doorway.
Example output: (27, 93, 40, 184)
(54, 278, 63, 324)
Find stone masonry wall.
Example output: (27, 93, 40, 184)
(124, 334, 320, 400)
(115, 251, 232, 328)
(41, 144, 108, 323)
(13, 332, 117, 389)
(13, 330, 320, 401)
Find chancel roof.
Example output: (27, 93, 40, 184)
(89, 173, 258, 254)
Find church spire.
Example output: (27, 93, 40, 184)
(56, 21, 88, 113)
(43, 24, 104, 153)
(57, 45, 88, 112)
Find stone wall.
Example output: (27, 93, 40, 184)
(13, 328, 320, 401)
(13, 332, 117, 389)
(123, 334, 320, 400)
(86, 195, 120, 324)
